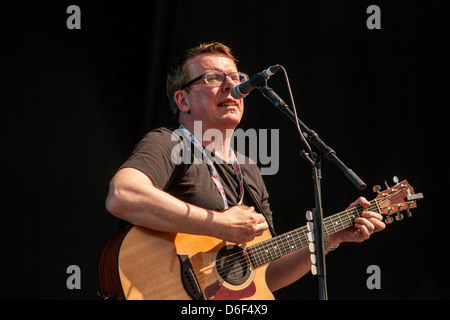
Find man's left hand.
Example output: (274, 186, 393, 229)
(327, 197, 386, 245)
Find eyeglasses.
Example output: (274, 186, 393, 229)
(180, 71, 249, 90)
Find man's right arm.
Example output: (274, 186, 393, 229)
(105, 167, 268, 243)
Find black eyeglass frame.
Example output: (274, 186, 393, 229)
(180, 71, 249, 90)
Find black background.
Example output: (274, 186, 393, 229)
(2, 0, 449, 300)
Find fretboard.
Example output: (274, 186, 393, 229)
(247, 205, 369, 268)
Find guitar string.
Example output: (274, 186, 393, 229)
(188, 198, 391, 282)
(207, 201, 381, 280)
(188, 187, 407, 282)
(217, 197, 403, 282)
(190, 201, 386, 282)
(187, 196, 394, 282)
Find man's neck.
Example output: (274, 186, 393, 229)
(180, 121, 235, 162)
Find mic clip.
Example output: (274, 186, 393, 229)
(257, 83, 288, 109)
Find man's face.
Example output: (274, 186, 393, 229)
(178, 53, 244, 132)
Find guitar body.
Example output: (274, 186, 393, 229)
(99, 225, 275, 300)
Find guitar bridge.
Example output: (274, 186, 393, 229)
(177, 254, 205, 300)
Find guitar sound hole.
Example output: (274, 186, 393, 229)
(216, 245, 251, 286)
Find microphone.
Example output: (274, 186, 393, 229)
(231, 65, 281, 99)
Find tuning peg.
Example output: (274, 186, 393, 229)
(372, 185, 381, 194)
(384, 180, 390, 189)
(395, 212, 404, 221)
(393, 176, 399, 184)
(406, 209, 412, 218)
(384, 216, 394, 224)
(405, 203, 413, 218)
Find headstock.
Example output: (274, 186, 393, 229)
(372, 178, 423, 224)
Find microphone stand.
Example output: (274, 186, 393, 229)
(257, 84, 366, 300)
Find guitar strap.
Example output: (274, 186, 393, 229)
(178, 125, 244, 210)
(242, 176, 276, 237)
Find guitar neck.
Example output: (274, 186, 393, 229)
(247, 204, 371, 268)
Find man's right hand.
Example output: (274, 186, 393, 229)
(215, 206, 269, 243)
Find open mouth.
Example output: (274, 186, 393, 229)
(218, 99, 238, 107)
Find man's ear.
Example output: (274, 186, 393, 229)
(174, 90, 190, 114)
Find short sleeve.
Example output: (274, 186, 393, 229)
(119, 127, 180, 189)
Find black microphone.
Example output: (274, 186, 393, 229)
(231, 65, 281, 99)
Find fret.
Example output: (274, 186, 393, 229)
(298, 226, 309, 248)
(286, 232, 295, 252)
(256, 243, 266, 264)
(283, 234, 291, 255)
(374, 198, 382, 214)
(273, 237, 283, 257)
(267, 239, 277, 261)
(296, 227, 308, 249)
(248, 244, 260, 267)
(291, 229, 302, 252)
(276, 235, 286, 256)
(247, 205, 367, 268)
(300, 226, 308, 245)
(281, 234, 289, 255)
(330, 215, 338, 234)
(337, 213, 344, 232)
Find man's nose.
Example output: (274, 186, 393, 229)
(221, 75, 236, 92)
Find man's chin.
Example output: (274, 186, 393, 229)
(219, 113, 241, 128)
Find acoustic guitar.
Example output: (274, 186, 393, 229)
(98, 179, 422, 300)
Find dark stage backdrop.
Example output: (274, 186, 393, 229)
(2, 0, 449, 301)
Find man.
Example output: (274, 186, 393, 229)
(105, 42, 385, 295)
